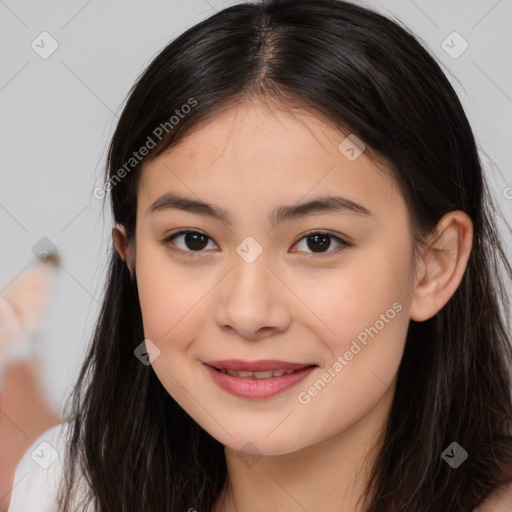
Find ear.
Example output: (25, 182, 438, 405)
(409, 210, 473, 322)
(112, 224, 135, 276)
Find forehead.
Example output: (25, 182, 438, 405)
(137, 99, 405, 224)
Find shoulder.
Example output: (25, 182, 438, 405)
(475, 481, 512, 512)
(8, 422, 70, 511)
(8, 421, 92, 512)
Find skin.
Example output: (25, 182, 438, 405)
(113, 97, 474, 512)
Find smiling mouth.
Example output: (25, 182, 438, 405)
(203, 360, 319, 399)
(203, 360, 318, 380)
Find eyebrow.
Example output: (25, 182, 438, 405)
(147, 192, 372, 226)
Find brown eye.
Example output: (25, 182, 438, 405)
(306, 233, 331, 252)
(163, 230, 217, 254)
(292, 231, 350, 256)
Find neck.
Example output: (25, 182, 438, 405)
(212, 379, 395, 512)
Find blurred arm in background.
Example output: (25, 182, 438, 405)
(0, 258, 63, 512)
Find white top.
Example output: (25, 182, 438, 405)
(8, 422, 94, 512)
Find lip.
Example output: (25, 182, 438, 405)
(203, 361, 317, 399)
(204, 359, 313, 372)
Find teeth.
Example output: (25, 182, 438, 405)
(220, 368, 299, 379)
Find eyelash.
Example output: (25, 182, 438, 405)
(161, 229, 352, 258)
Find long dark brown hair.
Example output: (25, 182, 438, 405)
(56, 0, 512, 510)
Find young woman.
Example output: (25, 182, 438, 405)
(8, 0, 512, 510)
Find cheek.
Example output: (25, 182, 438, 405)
(294, 292, 409, 442)
(136, 263, 171, 340)
(303, 247, 411, 346)
(135, 244, 209, 345)
(300, 250, 411, 417)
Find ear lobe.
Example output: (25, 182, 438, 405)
(409, 211, 473, 322)
(112, 224, 135, 276)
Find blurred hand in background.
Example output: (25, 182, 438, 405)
(0, 258, 63, 512)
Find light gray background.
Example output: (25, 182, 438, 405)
(1, 0, 511, 416)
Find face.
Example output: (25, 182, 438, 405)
(131, 99, 417, 456)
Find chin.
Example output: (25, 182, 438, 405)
(219, 432, 310, 458)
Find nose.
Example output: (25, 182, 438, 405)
(214, 252, 292, 340)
